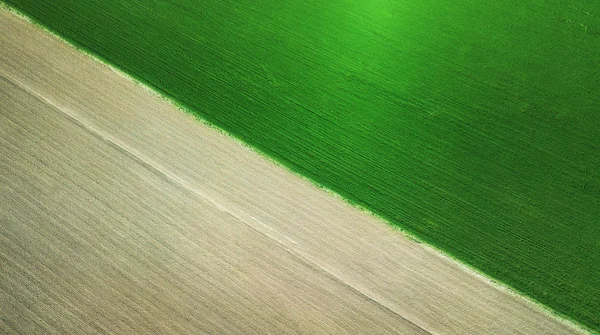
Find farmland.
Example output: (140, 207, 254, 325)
(4, 0, 600, 331)
(2, 9, 587, 333)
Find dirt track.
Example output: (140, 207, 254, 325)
(0, 8, 586, 334)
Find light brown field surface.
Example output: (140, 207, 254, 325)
(0, 8, 587, 334)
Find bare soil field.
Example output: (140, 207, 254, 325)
(0, 8, 587, 334)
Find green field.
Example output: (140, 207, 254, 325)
(5, 0, 599, 330)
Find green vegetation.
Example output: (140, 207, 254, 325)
(5, 0, 599, 330)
